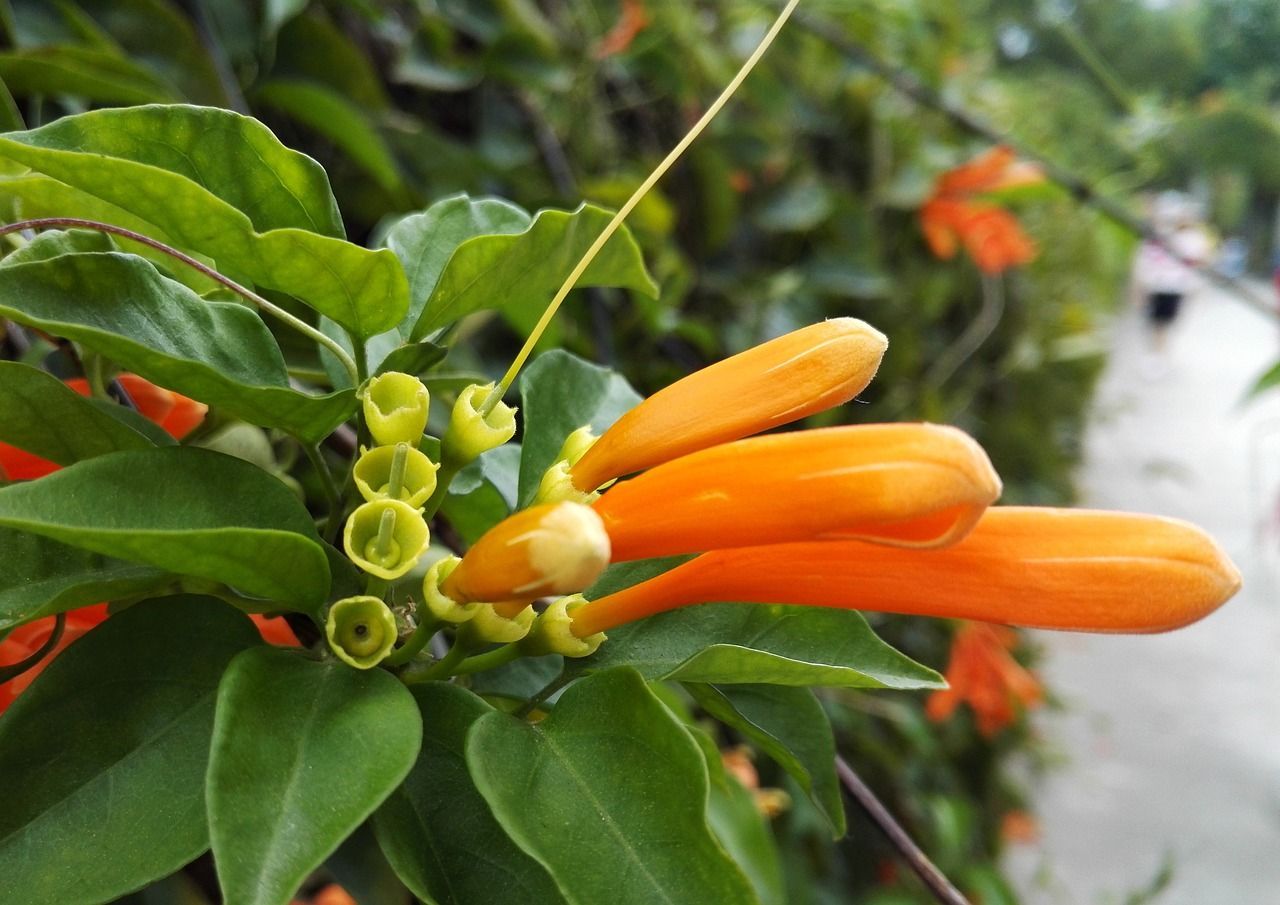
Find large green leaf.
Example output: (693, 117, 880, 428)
(254, 79, 401, 192)
(0, 360, 156, 466)
(0, 527, 171, 631)
(207, 647, 422, 905)
(410, 202, 659, 339)
(384, 194, 530, 335)
(576, 564, 943, 689)
(440, 442, 522, 543)
(516, 349, 641, 506)
(0, 447, 330, 607)
(0, 46, 178, 104)
(467, 668, 759, 905)
(0, 249, 356, 441)
(374, 682, 565, 905)
(687, 683, 845, 836)
(0, 596, 262, 905)
(688, 726, 786, 905)
(0, 105, 409, 336)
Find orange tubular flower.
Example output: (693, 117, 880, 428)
(593, 423, 1001, 561)
(569, 318, 888, 492)
(441, 502, 612, 605)
(569, 507, 1241, 638)
(0, 604, 108, 715)
(925, 621, 1042, 736)
(919, 146, 1043, 275)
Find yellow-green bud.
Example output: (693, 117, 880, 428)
(460, 603, 535, 645)
(354, 442, 440, 508)
(520, 594, 605, 658)
(442, 383, 517, 467)
(421, 555, 481, 624)
(361, 371, 429, 447)
(533, 426, 599, 504)
(326, 595, 398, 669)
(343, 498, 431, 580)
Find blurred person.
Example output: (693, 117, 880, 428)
(1133, 213, 1212, 372)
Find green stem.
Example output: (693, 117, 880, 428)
(515, 671, 573, 719)
(401, 639, 472, 684)
(364, 576, 388, 599)
(421, 459, 461, 520)
(84, 352, 108, 399)
(373, 507, 397, 559)
(324, 466, 356, 544)
(0, 218, 361, 384)
(384, 613, 442, 667)
(452, 643, 522, 676)
(304, 444, 340, 519)
(0, 613, 64, 684)
(386, 442, 409, 499)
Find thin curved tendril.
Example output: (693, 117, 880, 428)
(482, 0, 802, 415)
(0, 217, 361, 385)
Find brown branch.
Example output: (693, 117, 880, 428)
(835, 754, 972, 905)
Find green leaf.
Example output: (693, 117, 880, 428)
(0, 595, 262, 905)
(0, 105, 409, 337)
(384, 194, 531, 336)
(576, 567, 943, 689)
(0, 250, 356, 441)
(374, 682, 565, 905)
(466, 668, 760, 905)
(207, 647, 422, 905)
(0, 447, 330, 607)
(254, 79, 402, 191)
(325, 823, 411, 905)
(687, 726, 786, 905)
(516, 349, 642, 506)
(1248, 359, 1280, 399)
(0, 46, 179, 104)
(0, 360, 157, 465)
(0, 527, 171, 631)
(686, 683, 845, 836)
(410, 202, 659, 339)
(375, 339, 447, 378)
(440, 443, 521, 543)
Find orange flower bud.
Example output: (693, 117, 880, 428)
(569, 318, 888, 491)
(570, 507, 1241, 637)
(593, 423, 1001, 562)
(442, 502, 611, 604)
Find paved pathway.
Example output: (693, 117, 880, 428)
(1005, 286, 1280, 904)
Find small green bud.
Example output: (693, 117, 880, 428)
(535, 427, 603, 504)
(344, 498, 431, 580)
(442, 383, 517, 467)
(520, 594, 605, 658)
(354, 442, 440, 508)
(326, 595, 398, 669)
(361, 371, 429, 447)
(421, 555, 482, 624)
(460, 603, 535, 645)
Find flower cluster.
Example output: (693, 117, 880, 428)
(432, 317, 1241, 659)
(919, 146, 1043, 274)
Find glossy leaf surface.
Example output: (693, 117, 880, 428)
(467, 668, 759, 905)
(0, 448, 330, 607)
(0, 250, 356, 441)
(207, 647, 421, 905)
(374, 682, 565, 905)
(0, 596, 261, 905)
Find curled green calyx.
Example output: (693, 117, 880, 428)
(354, 442, 440, 508)
(421, 555, 482, 623)
(535, 426, 601, 505)
(360, 371, 430, 447)
(460, 602, 536, 645)
(344, 498, 431, 580)
(441, 382, 517, 468)
(520, 594, 605, 658)
(326, 595, 399, 669)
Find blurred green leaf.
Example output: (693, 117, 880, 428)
(0, 249, 355, 440)
(0, 46, 178, 104)
(0, 106, 410, 337)
(374, 682, 565, 905)
(0, 360, 156, 465)
(467, 668, 760, 905)
(411, 203, 659, 339)
(516, 349, 641, 506)
(687, 683, 845, 836)
(0, 448, 329, 607)
(208, 647, 421, 905)
(0, 596, 261, 905)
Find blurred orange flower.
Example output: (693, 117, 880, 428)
(594, 0, 651, 59)
(920, 146, 1043, 274)
(925, 621, 1042, 736)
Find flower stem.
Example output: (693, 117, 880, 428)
(0, 217, 360, 385)
(401, 639, 471, 684)
(451, 643, 521, 676)
(480, 0, 801, 416)
(384, 614, 441, 667)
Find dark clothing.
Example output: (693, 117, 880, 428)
(1147, 291, 1183, 325)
